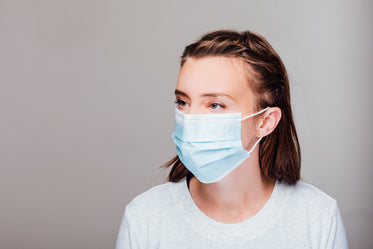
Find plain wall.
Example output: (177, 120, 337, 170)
(0, 0, 372, 248)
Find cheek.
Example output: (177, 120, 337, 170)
(241, 120, 257, 150)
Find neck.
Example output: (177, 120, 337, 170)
(188, 148, 275, 223)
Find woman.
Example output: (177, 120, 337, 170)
(116, 29, 349, 248)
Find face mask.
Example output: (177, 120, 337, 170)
(171, 107, 270, 183)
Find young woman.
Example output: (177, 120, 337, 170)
(116, 29, 349, 248)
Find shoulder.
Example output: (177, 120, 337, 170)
(127, 181, 177, 209)
(280, 181, 349, 248)
(277, 180, 340, 225)
(290, 180, 337, 208)
(116, 181, 185, 248)
(124, 180, 184, 222)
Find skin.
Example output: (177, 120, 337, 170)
(175, 56, 282, 224)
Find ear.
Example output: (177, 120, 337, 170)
(256, 107, 281, 137)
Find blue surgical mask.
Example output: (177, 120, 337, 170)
(171, 107, 270, 183)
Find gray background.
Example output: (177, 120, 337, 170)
(0, 0, 372, 248)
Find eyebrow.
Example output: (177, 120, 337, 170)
(175, 89, 189, 98)
(174, 89, 235, 100)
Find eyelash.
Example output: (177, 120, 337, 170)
(209, 102, 225, 110)
(174, 99, 225, 110)
(174, 99, 188, 107)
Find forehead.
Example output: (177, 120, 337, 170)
(176, 56, 254, 98)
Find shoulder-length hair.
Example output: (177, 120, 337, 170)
(163, 29, 301, 184)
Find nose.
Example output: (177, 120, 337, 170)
(187, 105, 206, 115)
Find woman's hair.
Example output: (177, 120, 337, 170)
(163, 29, 301, 184)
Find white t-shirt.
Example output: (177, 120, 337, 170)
(116, 178, 349, 249)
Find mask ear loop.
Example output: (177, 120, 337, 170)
(248, 137, 262, 154)
(240, 107, 270, 121)
(241, 107, 269, 153)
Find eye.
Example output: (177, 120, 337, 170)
(174, 99, 188, 108)
(209, 102, 225, 110)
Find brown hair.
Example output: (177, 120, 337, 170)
(163, 29, 301, 184)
